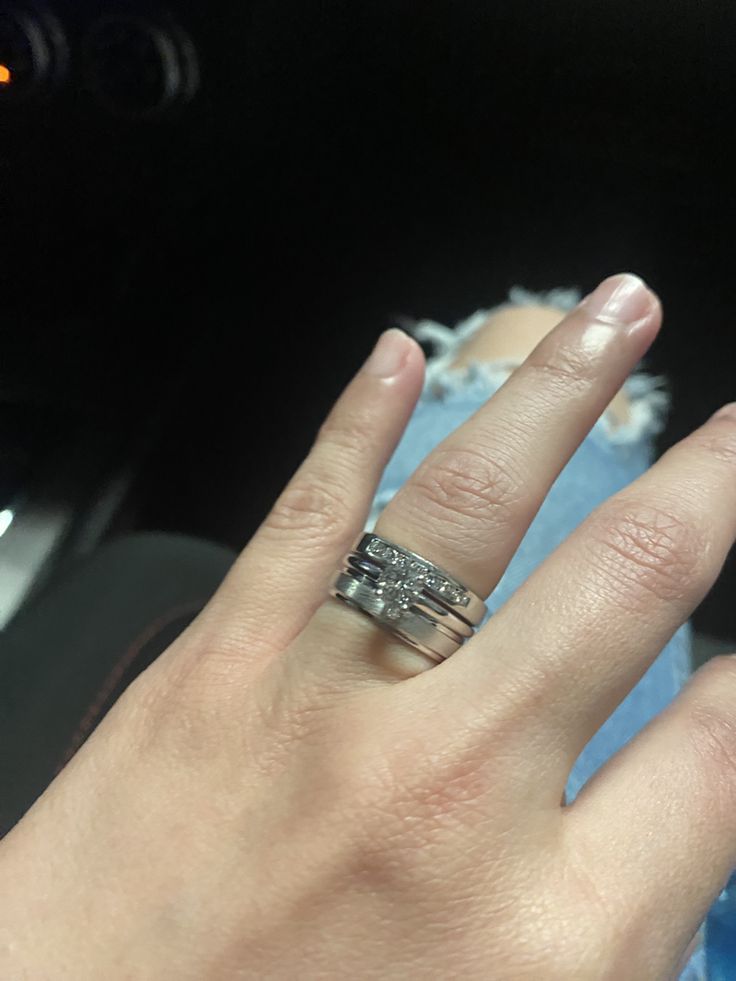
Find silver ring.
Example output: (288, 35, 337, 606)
(329, 533, 488, 663)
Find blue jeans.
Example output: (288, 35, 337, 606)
(370, 290, 730, 980)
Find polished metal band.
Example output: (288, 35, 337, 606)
(329, 533, 488, 663)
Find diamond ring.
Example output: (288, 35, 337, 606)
(329, 534, 487, 663)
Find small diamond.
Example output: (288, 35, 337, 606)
(376, 568, 401, 593)
(384, 603, 402, 621)
(391, 553, 408, 571)
(368, 540, 387, 557)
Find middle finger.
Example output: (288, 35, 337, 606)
(376, 273, 661, 600)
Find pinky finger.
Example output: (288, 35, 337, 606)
(565, 654, 736, 979)
(198, 328, 425, 665)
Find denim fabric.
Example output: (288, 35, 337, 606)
(708, 877, 736, 980)
(369, 298, 717, 979)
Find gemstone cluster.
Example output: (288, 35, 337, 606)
(366, 538, 469, 621)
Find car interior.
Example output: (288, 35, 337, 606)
(2, 0, 736, 826)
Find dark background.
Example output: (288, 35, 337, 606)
(2, 0, 735, 637)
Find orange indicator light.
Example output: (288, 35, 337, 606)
(0, 65, 11, 85)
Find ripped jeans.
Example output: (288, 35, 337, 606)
(369, 288, 718, 981)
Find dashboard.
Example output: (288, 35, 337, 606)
(1, 0, 735, 635)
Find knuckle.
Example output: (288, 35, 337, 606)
(356, 713, 520, 843)
(696, 420, 736, 466)
(388, 751, 490, 827)
(408, 445, 522, 528)
(263, 476, 349, 540)
(526, 338, 599, 391)
(115, 655, 223, 762)
(586, 501, 705, 609)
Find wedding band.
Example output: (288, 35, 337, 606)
(329, 533, 488, 663)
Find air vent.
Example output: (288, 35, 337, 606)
(0, 3, 68, 103)
(84, 14, 199, 120)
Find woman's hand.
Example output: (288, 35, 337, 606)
(3, 273, 736, 980)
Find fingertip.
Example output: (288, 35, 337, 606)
(582, 273, 663, 344)
(364, 329, 416, 379)
(402, 330, 427, 379)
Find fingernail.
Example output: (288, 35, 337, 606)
(583, 273, 658, 328)
(712, 402, 736, 422)
(365, 329, 410, 378)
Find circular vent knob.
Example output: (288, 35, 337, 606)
(85, 15, 199, 119)
(0, 4, 68, 103)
